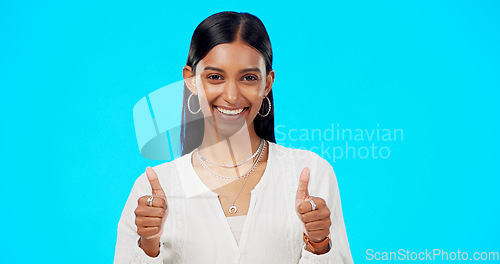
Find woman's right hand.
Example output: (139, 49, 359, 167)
(134, 166, 168, 257)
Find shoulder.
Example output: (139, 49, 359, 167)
(131, 154, 189, 196)
(270, 142, 332, 170)
(270, 142, 338, 193)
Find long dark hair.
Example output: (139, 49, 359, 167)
(180, 11, 275, 155)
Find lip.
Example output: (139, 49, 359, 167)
(214, 105, 248, 110)
(213, 105, 248, 121)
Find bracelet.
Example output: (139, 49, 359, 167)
(303, 233, 331, 254)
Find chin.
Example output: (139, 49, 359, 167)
(207, 115, 254, 139)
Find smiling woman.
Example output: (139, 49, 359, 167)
(183, 39, 274, 143)
(180, 12, 276, 155)
(114, 11, 353, 264)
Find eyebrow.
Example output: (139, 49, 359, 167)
(203, 66, 261, 74)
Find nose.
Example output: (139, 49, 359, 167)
(222, 80, 240, 105)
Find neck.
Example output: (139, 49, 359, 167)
(198, 122, 263, 165)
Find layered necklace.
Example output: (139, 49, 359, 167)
(195, 138, 267, 214)
(197, 138, 265, 168)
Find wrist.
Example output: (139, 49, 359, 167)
(139, 237, 161, 257)
(309, 242, 330, 255)
(303, 233, 331, 255)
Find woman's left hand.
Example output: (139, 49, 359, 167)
(295, 167, 332, 245)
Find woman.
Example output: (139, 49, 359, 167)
(114, 11, 353, 264)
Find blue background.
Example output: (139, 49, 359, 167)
(1, 0, 499, 262)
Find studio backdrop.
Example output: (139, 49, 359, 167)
(0, 0, 499, 263)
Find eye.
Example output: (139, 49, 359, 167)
(242, 75, 258, 81)
(207, 74, 223, 80)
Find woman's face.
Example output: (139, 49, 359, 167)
(184, 40, 274, 137)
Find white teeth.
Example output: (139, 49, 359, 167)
(216, 107, 244, 115)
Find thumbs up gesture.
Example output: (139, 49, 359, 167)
(295, 167, 331, 251)
(134, 167, 168, 257)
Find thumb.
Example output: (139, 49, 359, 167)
(146, 166, 166, 198)
(295, 167, 310, 203)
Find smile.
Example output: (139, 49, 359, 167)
(215, 106, 247, 116)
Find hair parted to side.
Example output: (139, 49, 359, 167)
(180, 11, 275, 155)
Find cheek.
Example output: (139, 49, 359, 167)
(195, 91, 214, 115)
(248, 96, 265, 113)
(197, 85, 219, 106)
(247, 87, 266, 104)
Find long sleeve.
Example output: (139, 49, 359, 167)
(114, 143, 353, 263)
(114, 174, 166, 264)
(298, 155, 354, 264)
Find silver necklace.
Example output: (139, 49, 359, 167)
(196, 138, 264, 168)
(196, 140, 267, 214)
(196, 141, 266, 180)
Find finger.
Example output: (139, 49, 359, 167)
(136, 216, 163, 227)
(304, 218, 332, 231)
(300, 208, 331, 224)
(295, 167, 310, 202)
(297, 199, 314, 214)
(297, 197, 326, 214)
(146, 167, 166, 198)
(138, 226, 161, 239)
(138, 195, 168, 209)
(135, 205, 167, 218)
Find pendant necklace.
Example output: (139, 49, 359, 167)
(196, 140, 267, 214)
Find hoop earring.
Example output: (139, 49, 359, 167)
(187, 93, 201, 114)
(258, 96, 271, 117)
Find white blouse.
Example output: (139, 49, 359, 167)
(226, 215, 247, 245)
(114, 141, 353, 264)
